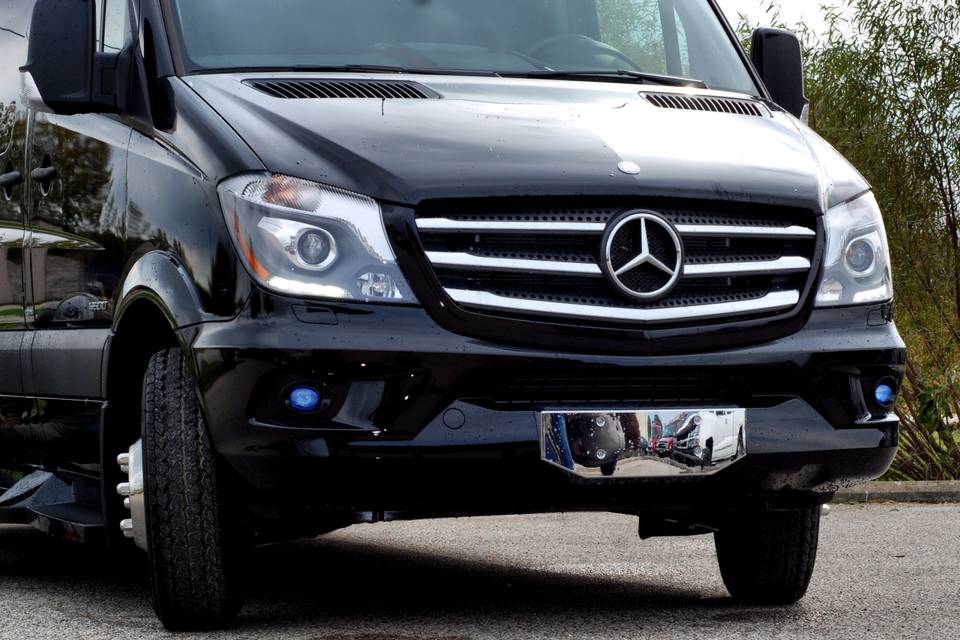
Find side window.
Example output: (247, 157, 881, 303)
(0, 101, 13, 158)
(0, 2, 29, 156)
(102, 0, 127, 52)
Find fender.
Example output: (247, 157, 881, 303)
(115, 250, 223, 331)
(104, 249, 249, 398)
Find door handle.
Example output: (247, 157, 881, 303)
(30, 166, 58, 183)
(0, 170, 22, 189)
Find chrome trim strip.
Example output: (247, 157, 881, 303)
(416, 219, 606, 234)
(426, 251, 602, 276)
(417, 219, 816, 239)
(675, 224, 816, 239)
(683, 257, 811, 278)
(427, 252, 810, 280)
(446, 289, 801, 323)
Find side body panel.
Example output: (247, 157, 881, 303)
(0, 3, 32, 468)
(13, 0, 259, 472)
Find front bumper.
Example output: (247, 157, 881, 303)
(189, 294, 905, 518)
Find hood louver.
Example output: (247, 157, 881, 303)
(641, 93, 769, 117)
(245, 79, 440, 100)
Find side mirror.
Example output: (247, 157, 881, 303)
(20, 0, 130, 115)
(750, 28, 808, 121)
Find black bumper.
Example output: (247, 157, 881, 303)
(188, 295, 905, 518)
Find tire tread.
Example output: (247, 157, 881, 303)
(143, 348, 239, 630)
(715, 507, 820, 605)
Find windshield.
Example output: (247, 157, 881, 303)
(167, 0, 758, 94)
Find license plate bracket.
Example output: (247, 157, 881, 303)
(540, 408, 747, 479)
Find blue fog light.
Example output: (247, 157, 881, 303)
(874, 383, 897, 408)
(289, 386, 322, 412)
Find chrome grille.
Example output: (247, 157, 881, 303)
(415, 201, 818, 326)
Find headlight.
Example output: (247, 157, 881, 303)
(816, 192, 893, 307)
(218, 174, 416, 303)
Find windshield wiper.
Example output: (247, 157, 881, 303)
(199, 64, 502, 77)
(509, 69, 707, 89)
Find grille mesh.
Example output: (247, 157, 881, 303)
(468, 369, 742, 407)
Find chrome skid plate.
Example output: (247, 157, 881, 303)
(540, 409, 747, 479)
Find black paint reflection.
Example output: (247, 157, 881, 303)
(0, 398, 102, 467)
(28, 113, 127, 328)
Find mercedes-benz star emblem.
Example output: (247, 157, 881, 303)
(602, 211, 684, 301)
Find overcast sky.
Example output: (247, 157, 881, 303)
(716, 0, 852, 36)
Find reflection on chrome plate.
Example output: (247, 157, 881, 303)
(540, 409, 747, 478)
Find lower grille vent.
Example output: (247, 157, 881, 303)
(469, 370, 741, 407)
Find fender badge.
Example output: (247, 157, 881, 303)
(618, 161, 641, 175)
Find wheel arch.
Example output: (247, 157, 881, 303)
(99, 251, 207, 545)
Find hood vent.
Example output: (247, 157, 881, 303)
(642, 93, 768, 117)
(245, 79, 440, 100)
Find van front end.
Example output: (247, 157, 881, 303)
(191, 260, 904, 527)
(5, 0, 908, 629)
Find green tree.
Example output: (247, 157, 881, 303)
(742, 0, 960, 479)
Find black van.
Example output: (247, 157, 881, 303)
(1, 0, 905, 630)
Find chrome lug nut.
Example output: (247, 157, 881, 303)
(118, 440, 148, 552)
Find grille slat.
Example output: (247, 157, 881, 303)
(446, 289, 800, 323)
(683, 257, 810, 278)
(414, 201, 818, 327)
(417, 219, 606, 234)
(675, 224, 815, 239)
(417, 218, 815, 239)
(427, 251, 809, 279)
(427, 251, 603, 277)
(245, 78, 440, 100)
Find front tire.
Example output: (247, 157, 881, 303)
(714, 506, 821, 605)
(142, 348, 241, 630)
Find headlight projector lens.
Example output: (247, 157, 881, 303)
(296, 228, 336, 269)
(846, 238, 876, 273)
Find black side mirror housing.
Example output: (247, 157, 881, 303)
(750, 28, 808, 121)
(20, 0, 130, 116)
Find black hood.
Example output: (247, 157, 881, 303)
(186, 73, 868, 211)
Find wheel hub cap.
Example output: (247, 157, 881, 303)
(116, 439, 148, 551)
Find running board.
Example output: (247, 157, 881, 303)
(0, 470, 105, 543)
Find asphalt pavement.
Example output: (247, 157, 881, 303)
(0, 503, 958, 640)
